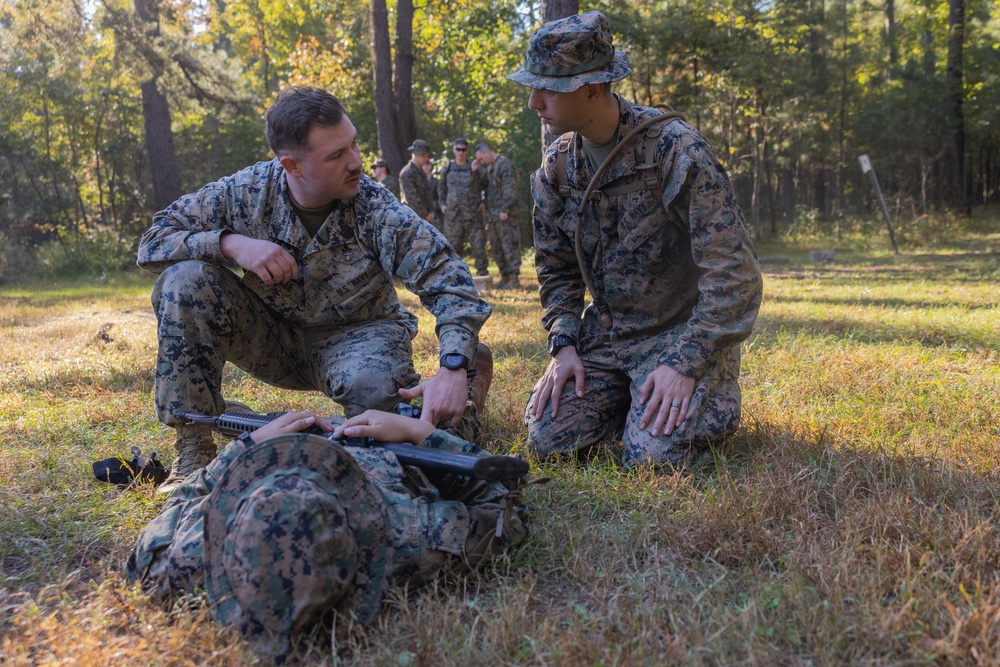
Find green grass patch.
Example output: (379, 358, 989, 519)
(2, 237, 1000, 665)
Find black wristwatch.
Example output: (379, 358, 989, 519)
(548, 334, 578, 356)
(440, 352, 470, 371)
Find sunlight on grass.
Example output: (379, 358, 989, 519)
(2, 239, 1000, 664)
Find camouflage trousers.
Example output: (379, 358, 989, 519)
(443, 209, 488, 276)
(151, 261, 421, 427)
(524, 318, 743, 469)
(487, 216, 522, 277)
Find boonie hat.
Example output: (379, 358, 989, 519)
(407, 139, 431, 154)
(506, 11, 631, 93)
(203, 434, 391, 660)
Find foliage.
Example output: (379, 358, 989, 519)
(0, 0, 999, 258)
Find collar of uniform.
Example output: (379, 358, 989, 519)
(594, 95, 643, 187)
(273, 163, 314, 252)
(561, 95, 642, 193)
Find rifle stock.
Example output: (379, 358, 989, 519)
(180, 410, 529, 483)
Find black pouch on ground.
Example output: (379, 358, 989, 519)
(93, 445, 168, 487)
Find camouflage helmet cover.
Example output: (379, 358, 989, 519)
(203, 434, 391, 657)
(506, 11, 631, 93)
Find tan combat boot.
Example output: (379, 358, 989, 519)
(157, 424, 217, 495)
(501, 274, 522, 290)
(469, 342, 494, 417)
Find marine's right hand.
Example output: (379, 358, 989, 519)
(530, 346, 586, 420)
(333, 410, 436, 444)
(220, 233, 299, 285)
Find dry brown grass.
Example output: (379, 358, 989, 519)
(2, 238, 1000, 665)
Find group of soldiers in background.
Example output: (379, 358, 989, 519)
(373, 137, 523, 290)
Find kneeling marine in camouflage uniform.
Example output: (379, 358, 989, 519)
(508, 13, 762, 469)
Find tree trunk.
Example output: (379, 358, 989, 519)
(945, 0, 968, 215)
(885, 0, 897, 71)
(393, 0, 416, 150)
(370, 0, 404, 172)
(370, 0, 416, 175)
(539, 0, 579, 151)
(134, 0, 183, 212)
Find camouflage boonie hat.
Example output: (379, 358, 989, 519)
(203, 434, 391, 659)
(506, 11, 631, 93)
(407, 139, 431, 154)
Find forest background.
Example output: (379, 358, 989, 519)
(1, 0, 999, 284)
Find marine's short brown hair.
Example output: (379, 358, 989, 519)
(265, 86, 347, 155)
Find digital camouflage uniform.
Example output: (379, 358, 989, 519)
(478, 154, 522, 284)
(378, 174, 400, 200)
(126, 430, 528, 612)
(507, 11, 762, 468)
(525, 96, 762, 468)
(439, 161, 488, 276)
(399, 161, 435, 220)
(426, 170, 444, 232)
(136, 163, 490, 428)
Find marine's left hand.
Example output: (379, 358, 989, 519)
(249, 412, 337, 442)
(398, 368, 467, 428)
(638, 365, 696, 437)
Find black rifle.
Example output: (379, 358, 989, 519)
(180, 410, 529, 483)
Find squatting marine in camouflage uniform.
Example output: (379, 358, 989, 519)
(126, 411, 530, 663)
(137, 88, 490, 494)
(474, 143, 522, 289)
(508, 12, 763, 469)
(440, 138, 489, 276)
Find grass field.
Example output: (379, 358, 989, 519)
(2, 231, 999, 665)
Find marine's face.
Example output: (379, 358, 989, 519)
(288, 118, 363, 205)
(475, 148, 494, 166)
(452, 144, 469, 164)
(528, 86, 589, 136)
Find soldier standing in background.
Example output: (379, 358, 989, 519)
(399, 140, 437, 226)
(371, 158, 399, 199)
(439, 138, 488, 277)
(422, 160, 444, 232)
(474, 143, 522, 289)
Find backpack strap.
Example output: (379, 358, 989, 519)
(554, 132, 574, 198)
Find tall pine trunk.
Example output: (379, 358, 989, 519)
(945, 0, 968, 215)
(134, 0, 182, 212)
(370, 0, 416, 175)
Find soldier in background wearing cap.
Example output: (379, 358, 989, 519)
(440, 138, 489, 277)
(507, 12, 763, 469)
(371, 158, 399, 199)
(127, 409, 530, 663)
(399, 139, 437, 225)
(137, 88, 490, 494)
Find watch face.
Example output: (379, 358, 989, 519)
(441, 353, 469, 370)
